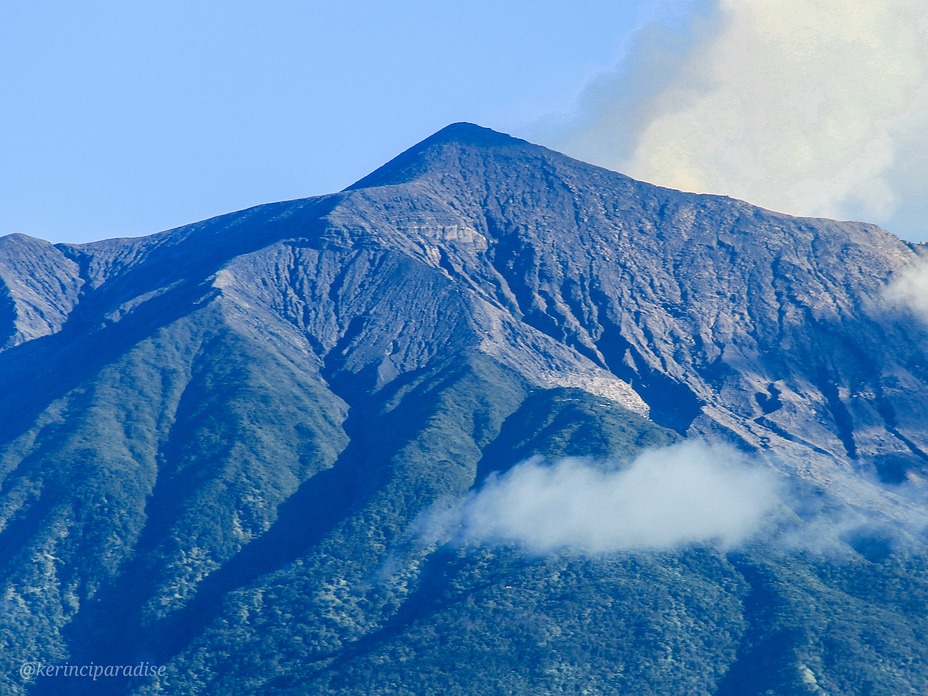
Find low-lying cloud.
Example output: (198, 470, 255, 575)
(886, 257, 928, 323)
(423, 441, 783, 554)
(552, 0, 928, 240)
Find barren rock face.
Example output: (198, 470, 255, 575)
(0, 123, 927, 695)
(343, 123, 928, 469)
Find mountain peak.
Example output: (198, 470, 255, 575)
(345, 122, 530, 191)
(426, 122, 526, 147)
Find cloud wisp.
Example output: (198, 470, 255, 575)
(421, 441, 784, 555)
(886, 257, 928, 324)
(553, 0, 928, 240)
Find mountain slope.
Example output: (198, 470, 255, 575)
(0, 123, 926, 694)
(346, 124, 927, 471)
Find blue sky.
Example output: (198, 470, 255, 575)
(0, 1, 652, 243)
(2, 1, 926, 244)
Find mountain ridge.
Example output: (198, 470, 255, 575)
(1, 123, 925, 504)
(1, 123, 925, 502)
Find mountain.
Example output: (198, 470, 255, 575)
(1, 123, 927, 694)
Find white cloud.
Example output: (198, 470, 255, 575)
(886, 257, 928, 322)
(424, 441, 783, 554)
(554, 0, 928, 240)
